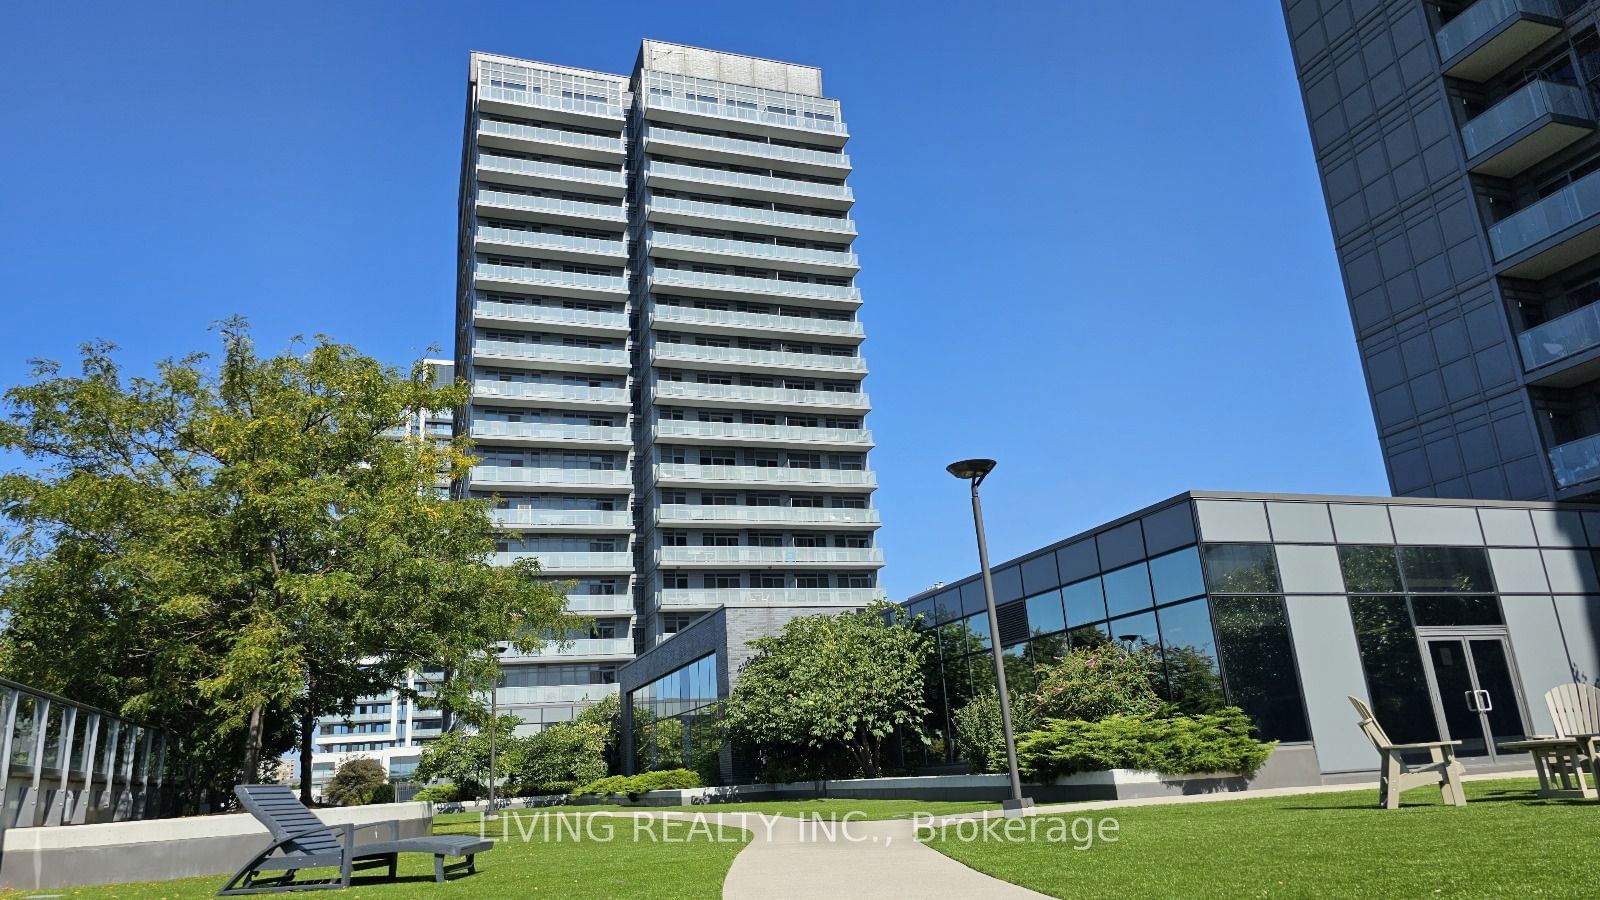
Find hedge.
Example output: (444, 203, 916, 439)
(572, 769, 702, 797)
(1017, 707, 1273, 779)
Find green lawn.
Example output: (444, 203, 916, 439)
(925, 778, 1593, 898)
(8, 813, 748, 899)
(450, 797, 1000, 822)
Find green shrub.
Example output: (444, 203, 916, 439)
(572, 768, 702, 797)
(412, 783, 460, 803)
(952, 692, 1038, 774)
(366, 782, 395, 805)
(1030, 643, 1163, 722)
(324, 757, 389, 806)
(516, 780, 577, 797)
(1018, 707, 1273, 780)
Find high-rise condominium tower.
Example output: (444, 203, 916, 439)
(1284, 0, 1600, 502)
(455, 42, 882, 732)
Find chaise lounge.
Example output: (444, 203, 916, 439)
(218, 784, 492, 894)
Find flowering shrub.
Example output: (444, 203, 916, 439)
(1029, 643, 1163, 722)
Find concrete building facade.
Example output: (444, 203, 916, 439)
(1283, 0, 1600, 502)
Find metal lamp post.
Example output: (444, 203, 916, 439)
(947, 458, 1034, 818)
(486, 645, 506, 821)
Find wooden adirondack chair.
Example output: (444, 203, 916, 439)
(1546, 683, 1600, 781)
(218, 784, 492, 894)
(1349, 696, 1467, 809)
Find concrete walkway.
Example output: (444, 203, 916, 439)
(587, 769, 1537, 899)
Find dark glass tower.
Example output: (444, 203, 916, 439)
(1283, 0, 1600, 501)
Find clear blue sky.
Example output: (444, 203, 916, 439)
(0, 0, 1388, 601)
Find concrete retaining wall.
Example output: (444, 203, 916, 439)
(0, 801, 433, 891)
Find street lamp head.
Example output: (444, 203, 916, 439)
(947, 458, 997, 483)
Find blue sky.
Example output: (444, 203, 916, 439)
(0, 0, 1387, 601)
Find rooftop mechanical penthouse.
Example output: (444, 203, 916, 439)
(454, 42, 883, 734)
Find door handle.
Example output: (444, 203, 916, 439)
(1464, 690, 1480, 712)
(1477, 690, 1493, 712)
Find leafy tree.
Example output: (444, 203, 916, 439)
(721, 602, 931, 779)
(0, 322, 572, 806)
(409, 712, 523, 797)
(323, 756, 388, 806)
(952, 690, 1038, 774)
(511, 698, 615, 792)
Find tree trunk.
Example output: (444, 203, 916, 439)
(239, 703, 264, 786)
(299, 673, 317, 806)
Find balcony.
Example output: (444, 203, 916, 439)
(654, 505, 881, 529)
(651, 341, 866, 376)
(643, 93, 848, 145)
(650, 303, 863, 341)
(648, 266, 860, 307)
(655, 588, 882, 609)
(475, 189, 626, 225)
(489, 508, 632, 530)
(655, 547, 884, 568)
(1462, 81, 1593, 177)
(1436, 0, 1564, 82)
(1489, 169, 1600, 277)
(646, 231, 858, 275)
(473, 262, 627, 299)
(651, 420, 872, 449)
(646, 194, 855, 240)
(492, 551, 633, 572)
(493, 684, 620, 706)
(643, 161, 852, 208)
(474, 227, 627, 264)
(642, 125, 849, 175)
(477, 154, 625, 195)
(653, 463, 876, 491)
(470, 465, 631, 491)
(472, 300, 627, 334)
(472, 420, 631, 447)
(471, 338, 628, 372)
(651, 380, 871, 412)
(564, 594, 634, 615)
(472, 379, 629, 409)
(476, 118, 625, 161)
(1550, 432, 1600, 488)
(499, 637, 634, 661)
(478, 84, 626, 125)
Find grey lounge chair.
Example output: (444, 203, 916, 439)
(1350, 696, 1467, 809)
(218, 784, 491, 894)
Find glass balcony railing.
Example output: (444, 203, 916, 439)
(472, 339, 628, 367)
(654, 463, 876, 488)
(650, 303, 863, 337)
(646, 194, 855, 234)
(655, 547, 884, 566)
(478, 118, 625, 154)
(648, 266, 860, 303)
(652, 341, 866, 373)
(495, 684, 621, 705)
(645, 161, 852, 202)
(474, 263, 627, 294)
(646, 231, 858, 269)
(655, 505, 880, 527)
(472, 421, 630, 443)
(656, 588, 883, 608)
(1489, 169, 1600, 260)
(651, 420, 872, 446)
(472, 379, 629, 406)
(652, 380, 870, 408)
(1436, 0, 1563, 64)
(1550, 432, 1600, 488)
(480, 85, 625, 120)
(564, 594, 634, 615)
(476, 189, 626, 222)
(470, 465, 631, 487)
(488, 508, 631, 528)
(645, 93, 847, 136)
(499, 638, 634, 660)
(1519, 302, 1600, 369)
(1462, 81, 1589, 158)
(475, 227, 627, 258)
(478, 154, 624, 188)
(644, 126, 849, 169)
(473, 300, 628, 330)
(491, 551, 632, 570)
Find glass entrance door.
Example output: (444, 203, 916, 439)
(1422, 636, 1529, 761)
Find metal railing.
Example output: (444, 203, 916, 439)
(644, 125, 849, 168)
(650, 303, 863, 337)
(478, 118, 625, 154)
(645, 93, 847, 136)
(477, 154, 625, 188)
(651, 380, 870, 408)
(1489, 168, 1600, 260)
(473, 263, 627, 294)
(488, 508, 631, 528)
(472, 339, 628, 367)
(646, 194, 855, 234)
(474, 228, 627, 259)
(1461, 80, 1589, 159)
(653, 463, 876, 488)
(0, 677, 173, 832)
(470, 465, 631, 487)
(652, 341, 865, 373)
(473, 300, 628, 330)
(476, 189, 627, 222)
(656, 587, 882, 607)
(499, 638, 634, 660)
(471, 421, 630, 443)
(651, 420, 871, 446)
(654, 505, 880, 527)
(492, 551, 633, 570)
(645, 160, 852, 202)
(480, 85, 625, 120)
(472, 380, 629, 406)
(648, 266, 860, 303)
(655, 546, 884, 566)
(646, 231, 858, 268)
